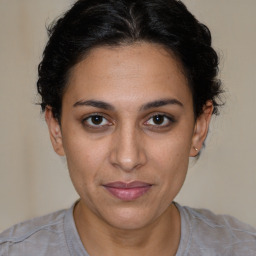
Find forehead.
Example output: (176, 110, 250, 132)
(64, 42, 192, 107)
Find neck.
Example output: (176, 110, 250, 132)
(74, 201, 181, 256)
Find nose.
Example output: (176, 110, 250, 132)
(109, 125, 147, 172)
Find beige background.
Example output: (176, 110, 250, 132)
(0, 0, 255, 232)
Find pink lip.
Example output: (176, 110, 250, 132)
(103, 181, 152, 201)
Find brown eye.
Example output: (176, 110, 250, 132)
(152, 115, 165, 125)
(144, 114, 175, 127)
(84, 115, 110, 127)
(91, 115, 103, 125)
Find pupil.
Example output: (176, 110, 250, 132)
(92, 116, 103, 125)
(153, 115, 164, 125)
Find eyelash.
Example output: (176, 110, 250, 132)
(82, 113, 112, 129)
(144, 114, 176, 128)
(82, 113, 176, 130)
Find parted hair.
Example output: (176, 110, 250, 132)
(37, 0, 223, 121)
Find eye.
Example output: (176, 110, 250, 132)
(83, 114, 111, 128)
(144, 114, 174, 127)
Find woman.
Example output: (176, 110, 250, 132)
(1, 0, 255, 255)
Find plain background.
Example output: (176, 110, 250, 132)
(0, 0, 255, 232)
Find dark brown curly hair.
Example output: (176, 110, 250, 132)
(37, 0, 223, 122)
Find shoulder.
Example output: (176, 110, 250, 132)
(177, 203, 256, 255)
(0, 209, 69, 256)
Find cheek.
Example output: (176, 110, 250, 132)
(62, 134, 109, 189)
(154, 143, 189, 186)
(148, 129, 192, 191)
(154, 150, 189, 208)
(149, 129, 192, 168)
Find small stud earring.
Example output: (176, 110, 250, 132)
(193, 147, 199, 152)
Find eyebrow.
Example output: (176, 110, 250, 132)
(73, 98, 183, 111)
(140, 98, 183, 111)
(73, 100, 115, 110)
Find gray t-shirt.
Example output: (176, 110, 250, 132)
(1, 202, 256, 256)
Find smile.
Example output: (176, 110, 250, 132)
(103, 181, 152, 201)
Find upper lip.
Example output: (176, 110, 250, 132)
(103, 181, 152, 188)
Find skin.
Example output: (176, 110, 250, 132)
(45, 42, 213, 256)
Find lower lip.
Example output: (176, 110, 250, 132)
(104, 186, 152, 201)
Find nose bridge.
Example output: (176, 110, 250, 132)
(110, 122, 146, 171)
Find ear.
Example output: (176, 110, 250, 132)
(189, 101, 213, 157)
(45, 106, 65, 156)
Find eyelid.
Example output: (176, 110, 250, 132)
(144, 113, 176, 127)
(82, 113, 113, 128)
(81, 112, 176, 131)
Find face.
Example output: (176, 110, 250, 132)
(46, 42, 212, 230)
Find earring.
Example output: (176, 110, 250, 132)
(193, 147, 199, 152)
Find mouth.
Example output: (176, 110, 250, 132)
(103, 181, 152, 201)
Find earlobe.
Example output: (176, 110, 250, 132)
(45, 106, 65, 156)
(190, 101, 213, 157)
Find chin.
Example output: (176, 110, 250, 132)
(99, 205, 159, 230)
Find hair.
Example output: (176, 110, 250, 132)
(37, 0, 223, 121)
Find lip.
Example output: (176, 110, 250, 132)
(103, 181, 152, 201)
